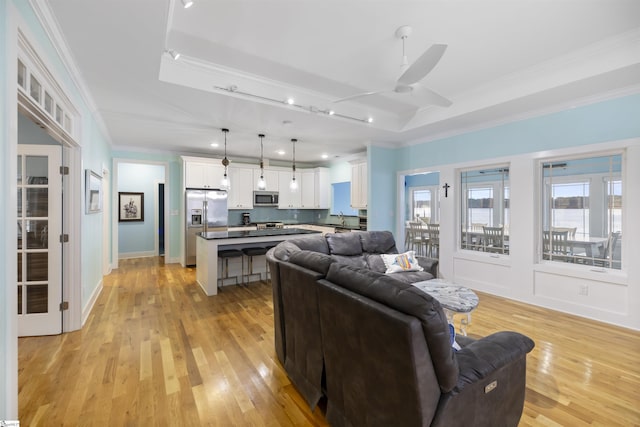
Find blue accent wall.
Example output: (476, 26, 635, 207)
(368, 145, 399, 233)
(397, 94, 640, 170)
(117, 163, 165, 254)
(368, 94, 640, 234)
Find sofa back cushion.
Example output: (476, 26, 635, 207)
(360, 230, 398, 254)
(326, 232, 363, 256)
(288, 250, 335, 276)
(325, 263, 459, 392)
(272, 235, 330, 262)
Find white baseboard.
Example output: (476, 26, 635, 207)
(118, 250, 156, 259)
(82, 278, 103, 326)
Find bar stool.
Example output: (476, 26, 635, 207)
(218, 249, 243, 289)
(242, 246, 268, 284)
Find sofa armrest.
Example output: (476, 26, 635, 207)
(416, 256, 439, 277)
(453, 331, 534, 392)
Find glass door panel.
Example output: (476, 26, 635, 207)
(17, 145, 62, 336)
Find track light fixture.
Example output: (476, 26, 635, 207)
(168, 49, 181, 60)
(212, 85, 373, 124)
(290, 138, 298, 191)
(220, 128, 230, 189)
(257, 134, 266, 190)
(182, 0, 194, 9)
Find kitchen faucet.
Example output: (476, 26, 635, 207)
(339, 211, 346, 226)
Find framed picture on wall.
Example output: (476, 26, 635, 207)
(85, 169, 103, 214)
(118, 192, 144, 222)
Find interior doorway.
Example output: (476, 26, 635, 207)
(158, 182, 165, 256)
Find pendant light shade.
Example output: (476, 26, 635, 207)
(257, 133, 266, 190)
(289, 138, 298, 191)
(221, 128, 230, 189)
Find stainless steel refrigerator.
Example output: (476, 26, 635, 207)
(185, 189, 228, 266)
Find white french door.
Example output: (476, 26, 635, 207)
(17, 144, 63, 336)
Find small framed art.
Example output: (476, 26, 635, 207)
(85, 169, 103, 214)
(118, 192, 144, 222)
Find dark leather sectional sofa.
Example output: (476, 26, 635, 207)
(267, 230, 534, 427)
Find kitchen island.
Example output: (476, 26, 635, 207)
(196, 228, 321, 296)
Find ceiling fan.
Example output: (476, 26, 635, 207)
(334, 25, 452, 108)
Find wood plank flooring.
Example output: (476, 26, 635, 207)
(18, 257, 640, 426)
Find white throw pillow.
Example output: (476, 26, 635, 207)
(380, 251, 424, 274)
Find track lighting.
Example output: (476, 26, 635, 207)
(220, 128, 230, 189)
(168, 49, 181, 60)
(182, 0, 194, 9)
(290, 138, 298, 191)
(213, 85, 372, 124)
(257, 134, 266, 190)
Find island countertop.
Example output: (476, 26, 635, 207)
(198, 227, 321, 240)
(195, 227, 321, 296)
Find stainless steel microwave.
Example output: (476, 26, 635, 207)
(254, 191, 279, 206)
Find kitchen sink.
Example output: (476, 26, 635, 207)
(334, 226, 352, 233)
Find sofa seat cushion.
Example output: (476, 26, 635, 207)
(330, 254, 367, 269)
(387, 270, 435, 284)
(366, 253, 387, 273)
(325, 263, 459, 392)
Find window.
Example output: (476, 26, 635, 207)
(30, 74, 41, 103)
(331, 182, 358, 216)
(540, 154, 622, 269)
(460, 166, 510, 253)
(18, 59, 26, 89)
(410, 186, 439, 223)
(17, 53, 76, 139)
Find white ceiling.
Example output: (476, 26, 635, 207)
(46, 0, 640, 164)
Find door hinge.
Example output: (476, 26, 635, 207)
(60, 166, 69, 175)
(60, 301, 69, 311)
(60, 234, 69, 243)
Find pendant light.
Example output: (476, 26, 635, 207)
(220, 128, 230, 189)
(257, 133, 266, 190)
(289, 138, 298, 191)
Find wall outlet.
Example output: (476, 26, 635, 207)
(578, 284, 589, 296)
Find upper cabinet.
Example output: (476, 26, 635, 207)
(183, 156, 329, 210)
(278, 168, 329, 209)
(227, 166, 254, 209)
(350, 161, 368, 209)
(278, 171, 302, 208)
(301, 168, 329, 209)
(183, 157, 225, 189)
(252, 169, 279, 192)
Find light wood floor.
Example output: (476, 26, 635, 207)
(18, 257, 640, 426)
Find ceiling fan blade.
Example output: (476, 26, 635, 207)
(333, 89, 388, 103)
(411, 84, 452, 107)
(397, 44, 447, 86)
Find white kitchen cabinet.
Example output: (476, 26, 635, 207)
(300, 171, 316, 208)
(252, 168, 279, 191)
(314, 167, 330, 209)
(278, 170, 302, 208)
(350, 161, 368, 209)
(299, 168, 330, 209)
(183, 158, 226, 189)
(227, 167, 254, 209)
